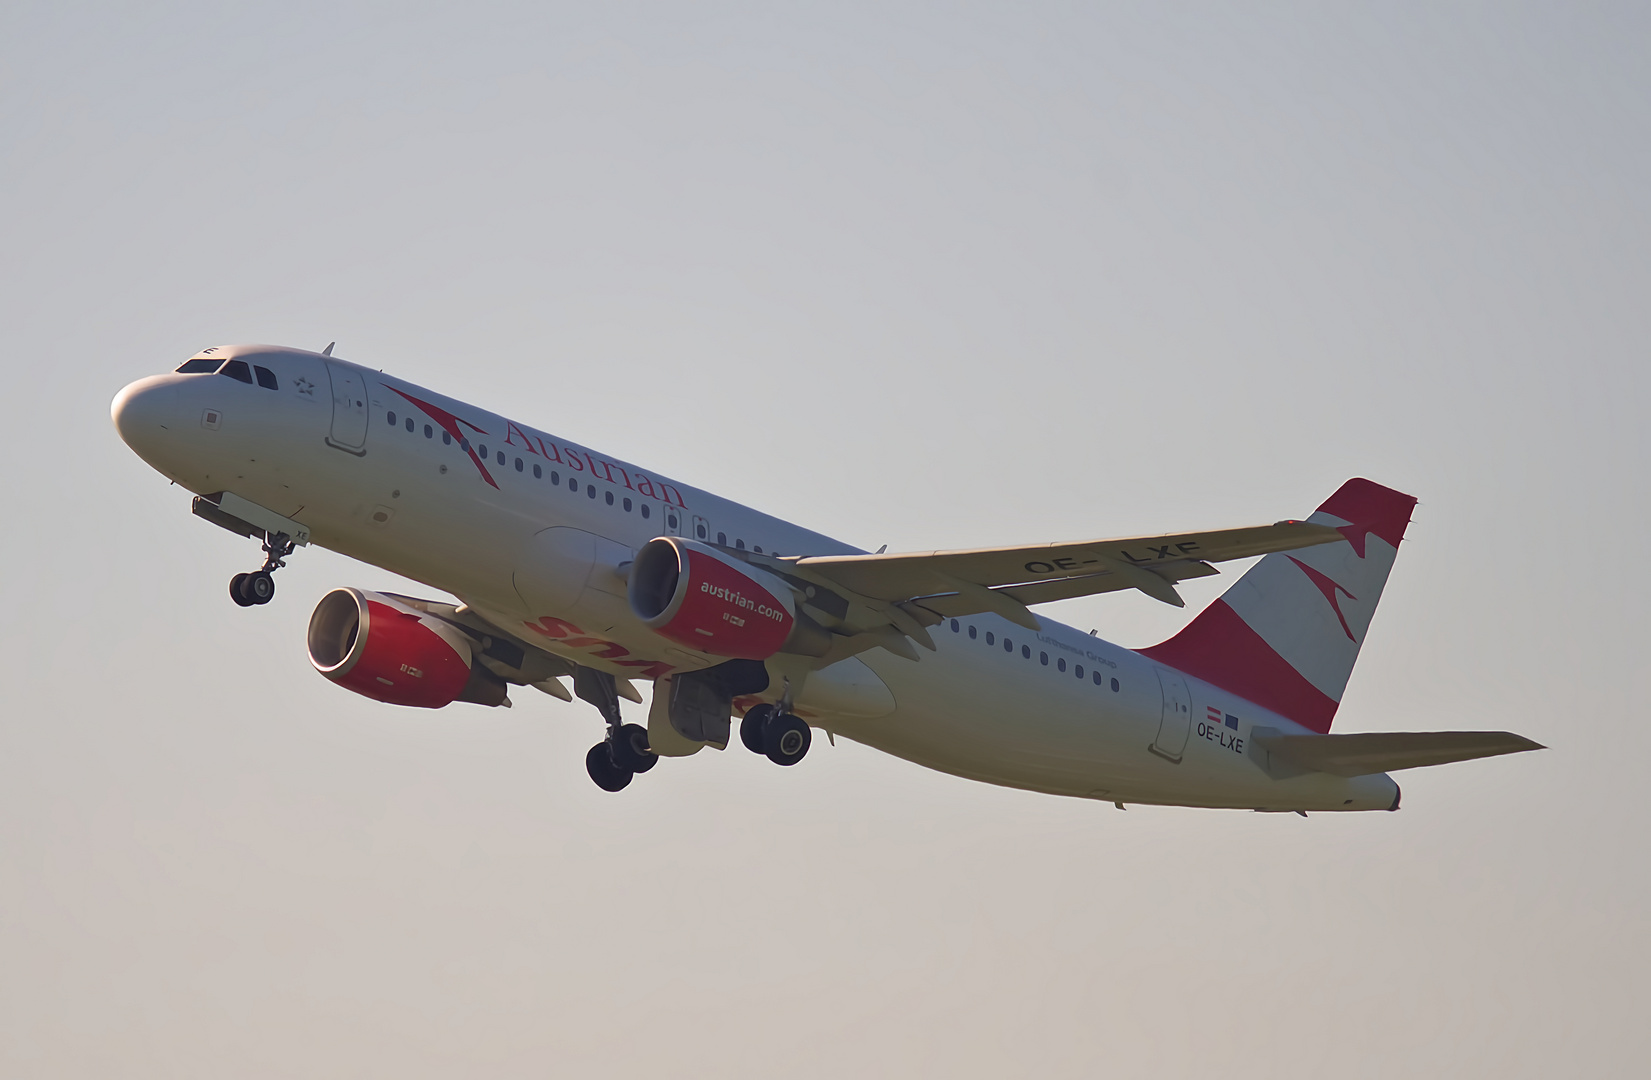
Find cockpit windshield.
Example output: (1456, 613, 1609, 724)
(176, 358, 224, 374)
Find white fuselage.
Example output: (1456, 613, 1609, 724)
(113, 346, 1399, 811)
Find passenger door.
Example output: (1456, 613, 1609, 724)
(325, 362, 368, 454)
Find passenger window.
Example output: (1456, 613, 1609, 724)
(460, 438, 471, 452)
(515, 458, 524, 472)
(753, 546, 763, 554)
(442, 432, 451, 445)
(968, 626, 977, 639)
(950, 619, 959, 632)
(406, 418, 415, 432)
(567, 476, 576, 490)
(1111, 678, 1120, 692)
(221, 360, 253, 383)
(1057, 658, 1066, 672)
(606, 491, 614, 505)
(735, 539, 745, 549)
(1039, 651, 1048, 665)
(424, 424, 433, 438)
(496, 451, 505, 466)
(254, 365, 279, 390)
(175, 358, 223, 374)
(717, 532, 727, 545)
(1075, 665, 1083, 679)
(1021, 645, 1030, 659)
(623, 498, 632, 511)
(587, 486, 596, 499)
(641, 504, 651, 519)
(1092, 672, 1102, 685)
(667, 512, 679, 530)
(387, 411, 398, 426)
(985, 632, 994, 645)
(533, 464, 542, 478)
(551, 471, 559, 484)
(696, 522, 707, 539)
(478, 444, 488, 457)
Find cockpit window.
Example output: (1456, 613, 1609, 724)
(254, 365, 279, 390)
(221, 360, 254, 384)
(176, 358, 224, 374)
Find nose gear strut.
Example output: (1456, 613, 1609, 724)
(230, 531, 297, 607)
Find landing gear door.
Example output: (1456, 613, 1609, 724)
(1150, 669, 1192, 764)
(325, 362, 368, 454)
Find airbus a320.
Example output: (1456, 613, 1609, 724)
(111, 344, 1541, 809)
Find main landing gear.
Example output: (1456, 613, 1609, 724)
(739, 703, 812, 766)
(586, 724, 657, 792)
(575, 667, 659, 793)
(230, 531, 296, 608)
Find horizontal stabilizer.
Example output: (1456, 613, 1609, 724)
(1251, 729, 1544, 777)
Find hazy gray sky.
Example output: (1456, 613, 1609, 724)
(3, 3, 1647, 1076)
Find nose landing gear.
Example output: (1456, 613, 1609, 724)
(230, 532, 296, 607)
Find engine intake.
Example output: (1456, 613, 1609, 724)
(629, 538, 799, 660)
(308, 587, 479, 708)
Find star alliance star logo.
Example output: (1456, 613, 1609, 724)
(294, 376, 316, 397)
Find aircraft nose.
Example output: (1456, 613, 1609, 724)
(111, 376, 180, 454)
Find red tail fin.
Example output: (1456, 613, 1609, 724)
(1138, 479, 1416, 733)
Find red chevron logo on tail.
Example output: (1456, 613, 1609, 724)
(1287, 556, 1358, 642)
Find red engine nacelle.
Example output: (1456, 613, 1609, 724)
(628, 537, 798, 659)
(307, 588, 476, 707)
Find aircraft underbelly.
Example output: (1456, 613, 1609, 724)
(842, 648, 1394, 810)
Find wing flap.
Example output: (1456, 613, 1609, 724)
(996, 561, 1220, 607)
(1252, 729, 1545, 777)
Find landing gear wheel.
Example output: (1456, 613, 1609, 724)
(230, 532, 296, 609)
(586, 743, 633, 792)
(243, 570, 276, 605)
(763, 713, 811, 766)
(611, 723, 657, 774)
(740, 704, 775, 754)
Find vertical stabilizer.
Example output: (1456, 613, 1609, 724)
(1138, 479, 1416, 733)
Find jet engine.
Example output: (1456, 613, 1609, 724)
(308, 587, 485, 708)
(628, 537, 807, 659)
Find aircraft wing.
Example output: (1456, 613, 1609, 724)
(741, 520, 1342, 662)
(792, 520, 1336, 613)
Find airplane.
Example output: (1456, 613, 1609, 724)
(109, 344, 1542, 810)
